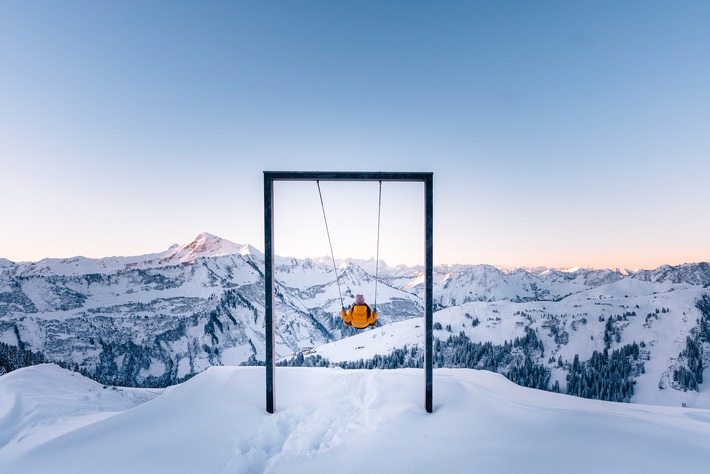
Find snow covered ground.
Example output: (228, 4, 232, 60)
(2, 364, 710, 473)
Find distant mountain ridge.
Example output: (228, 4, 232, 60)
(1, 233, 709, 395)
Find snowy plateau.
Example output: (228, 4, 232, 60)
(2, 232, 710, 472)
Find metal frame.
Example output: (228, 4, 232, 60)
(264, 171, 434, 413)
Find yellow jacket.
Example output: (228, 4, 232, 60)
(341, 304, 377, 329)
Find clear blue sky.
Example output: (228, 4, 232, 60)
(2, 1, 709, 269)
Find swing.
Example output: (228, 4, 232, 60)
(264, 171, 433, 414)
(317, 180, 382, 329)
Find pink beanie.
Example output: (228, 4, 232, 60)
(355, 294, 365, 305)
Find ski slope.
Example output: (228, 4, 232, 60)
(1, 364, 710, 473)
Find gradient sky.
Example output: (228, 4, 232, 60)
(1, 1, 709, 269)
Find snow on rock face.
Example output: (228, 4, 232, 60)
(156, 232, 255, 265)
(0, 234, 424, 386)
(1, 364, 710, 473)
(5, 233, 257, 278)
(635, 262, 710, 285)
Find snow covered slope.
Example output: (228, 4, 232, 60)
(1, 364, 709, 473)
(313, 282, 710, 409)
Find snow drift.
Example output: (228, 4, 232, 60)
(1, 364, 709, 473)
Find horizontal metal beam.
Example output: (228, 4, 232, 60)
(265, 171, 432, 182)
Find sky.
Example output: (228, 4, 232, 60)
(1, 1, 709, 269)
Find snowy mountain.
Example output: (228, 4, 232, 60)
(312, 285, 710, 408)
(1, 233, 710, 408)
(1, 364, 709, 473)
(0, 233, 422, 386)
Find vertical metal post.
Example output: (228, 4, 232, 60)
(264, 174, 275, 413)
(424, 174, 434, 413)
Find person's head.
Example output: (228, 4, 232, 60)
(355, 294, 365, 305)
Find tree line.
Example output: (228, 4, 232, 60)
(673, 294, 710, 391)
(0, 339, 46, 376)
(277, 327, 648, 402)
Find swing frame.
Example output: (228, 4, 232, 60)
(264, 171, 434, 413)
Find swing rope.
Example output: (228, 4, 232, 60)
(317, 180, 345, 310)
(374, 180, 382, 311)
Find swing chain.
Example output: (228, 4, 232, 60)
(317, 180, 382, 315)
(317, 180, 345, 310)
(374, 180, 382, 312)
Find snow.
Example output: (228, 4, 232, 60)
(312, 319, 425, 363)
(560, 266, 581, 273)
(10, 232, 257, 277)
(310, 281, 710, 410)
(1, 364, 710, 473)
(273, 257, 336, 287)
(0, 365, 160, 457)
(3, 232, 710, 433)
(159, 232, 257, 265)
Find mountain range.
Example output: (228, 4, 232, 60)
(1, 232, 709, 408)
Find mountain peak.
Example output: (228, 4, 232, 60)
(187, 232, 225, 252)
(161, 232, 254, 264)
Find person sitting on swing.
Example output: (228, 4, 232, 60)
(341, 294, 377, 329)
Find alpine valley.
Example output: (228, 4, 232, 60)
(2, 233, 709, 409)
